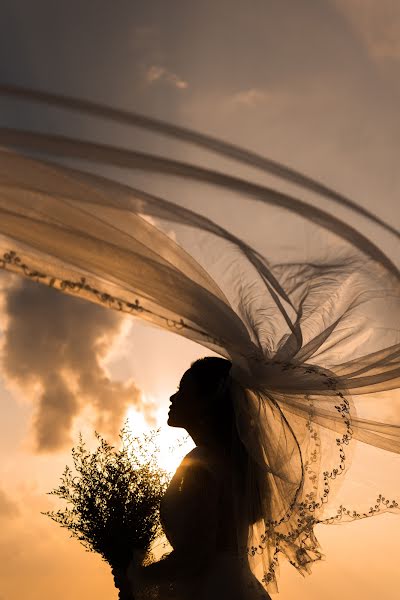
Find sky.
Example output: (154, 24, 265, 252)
(0, 1, 399, 599)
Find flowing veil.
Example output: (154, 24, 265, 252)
(0, 86, 399, 593)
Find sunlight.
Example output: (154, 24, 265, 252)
(125, 396, 194, 476)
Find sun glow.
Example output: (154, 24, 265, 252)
(125, 396, 194, 476)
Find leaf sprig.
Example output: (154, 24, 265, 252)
(42, 422, 170, 570)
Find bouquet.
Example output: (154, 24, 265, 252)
(42, 423, 170, 599)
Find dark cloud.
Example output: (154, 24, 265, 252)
(0, 274, 149, 452)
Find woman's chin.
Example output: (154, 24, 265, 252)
(167, 414, 183, 428)
(167, 414, 177, 427)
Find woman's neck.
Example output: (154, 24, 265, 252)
(187, 425, 229, 456)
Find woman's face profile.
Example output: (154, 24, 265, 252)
(168, 369, 204, 429)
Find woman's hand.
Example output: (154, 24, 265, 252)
(111, 566, 132, 598)
(112, 548, 144, 590)
(111, 566, 125, 589)
(126, 548, 145, 586)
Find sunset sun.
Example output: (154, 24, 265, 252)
(125, 397, 194, 475)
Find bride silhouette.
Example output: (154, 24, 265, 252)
(0, 86, 399, 597)
(113, 357, 271, 600)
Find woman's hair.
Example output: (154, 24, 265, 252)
(189, 356, 233, 438)
(189, 357, 266, 524)
(189, 356, 232, 392)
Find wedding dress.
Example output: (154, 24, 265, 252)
(132, 445, 271, 600)
(0, 85, 399, 594)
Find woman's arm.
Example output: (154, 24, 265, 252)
(128, 463, 219, 588)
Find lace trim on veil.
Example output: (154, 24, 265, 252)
(0, 85, 399, 595)
(2, 249, 398, 593)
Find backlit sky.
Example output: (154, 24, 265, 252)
(0, 1, 399, 599)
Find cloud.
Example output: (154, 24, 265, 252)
(145, 65, 188, 89)
(230, 88, 270, 107)
(334, 0, 400, 61)
(0, 274, 152, 453)
(228, 87, 292, 111)
(130, 26, 189, 92)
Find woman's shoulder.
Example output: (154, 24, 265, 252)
(182, 445, 225, 478)
(184, 444, 222, 461)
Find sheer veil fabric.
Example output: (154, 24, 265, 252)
(0, 86, 399, 593)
